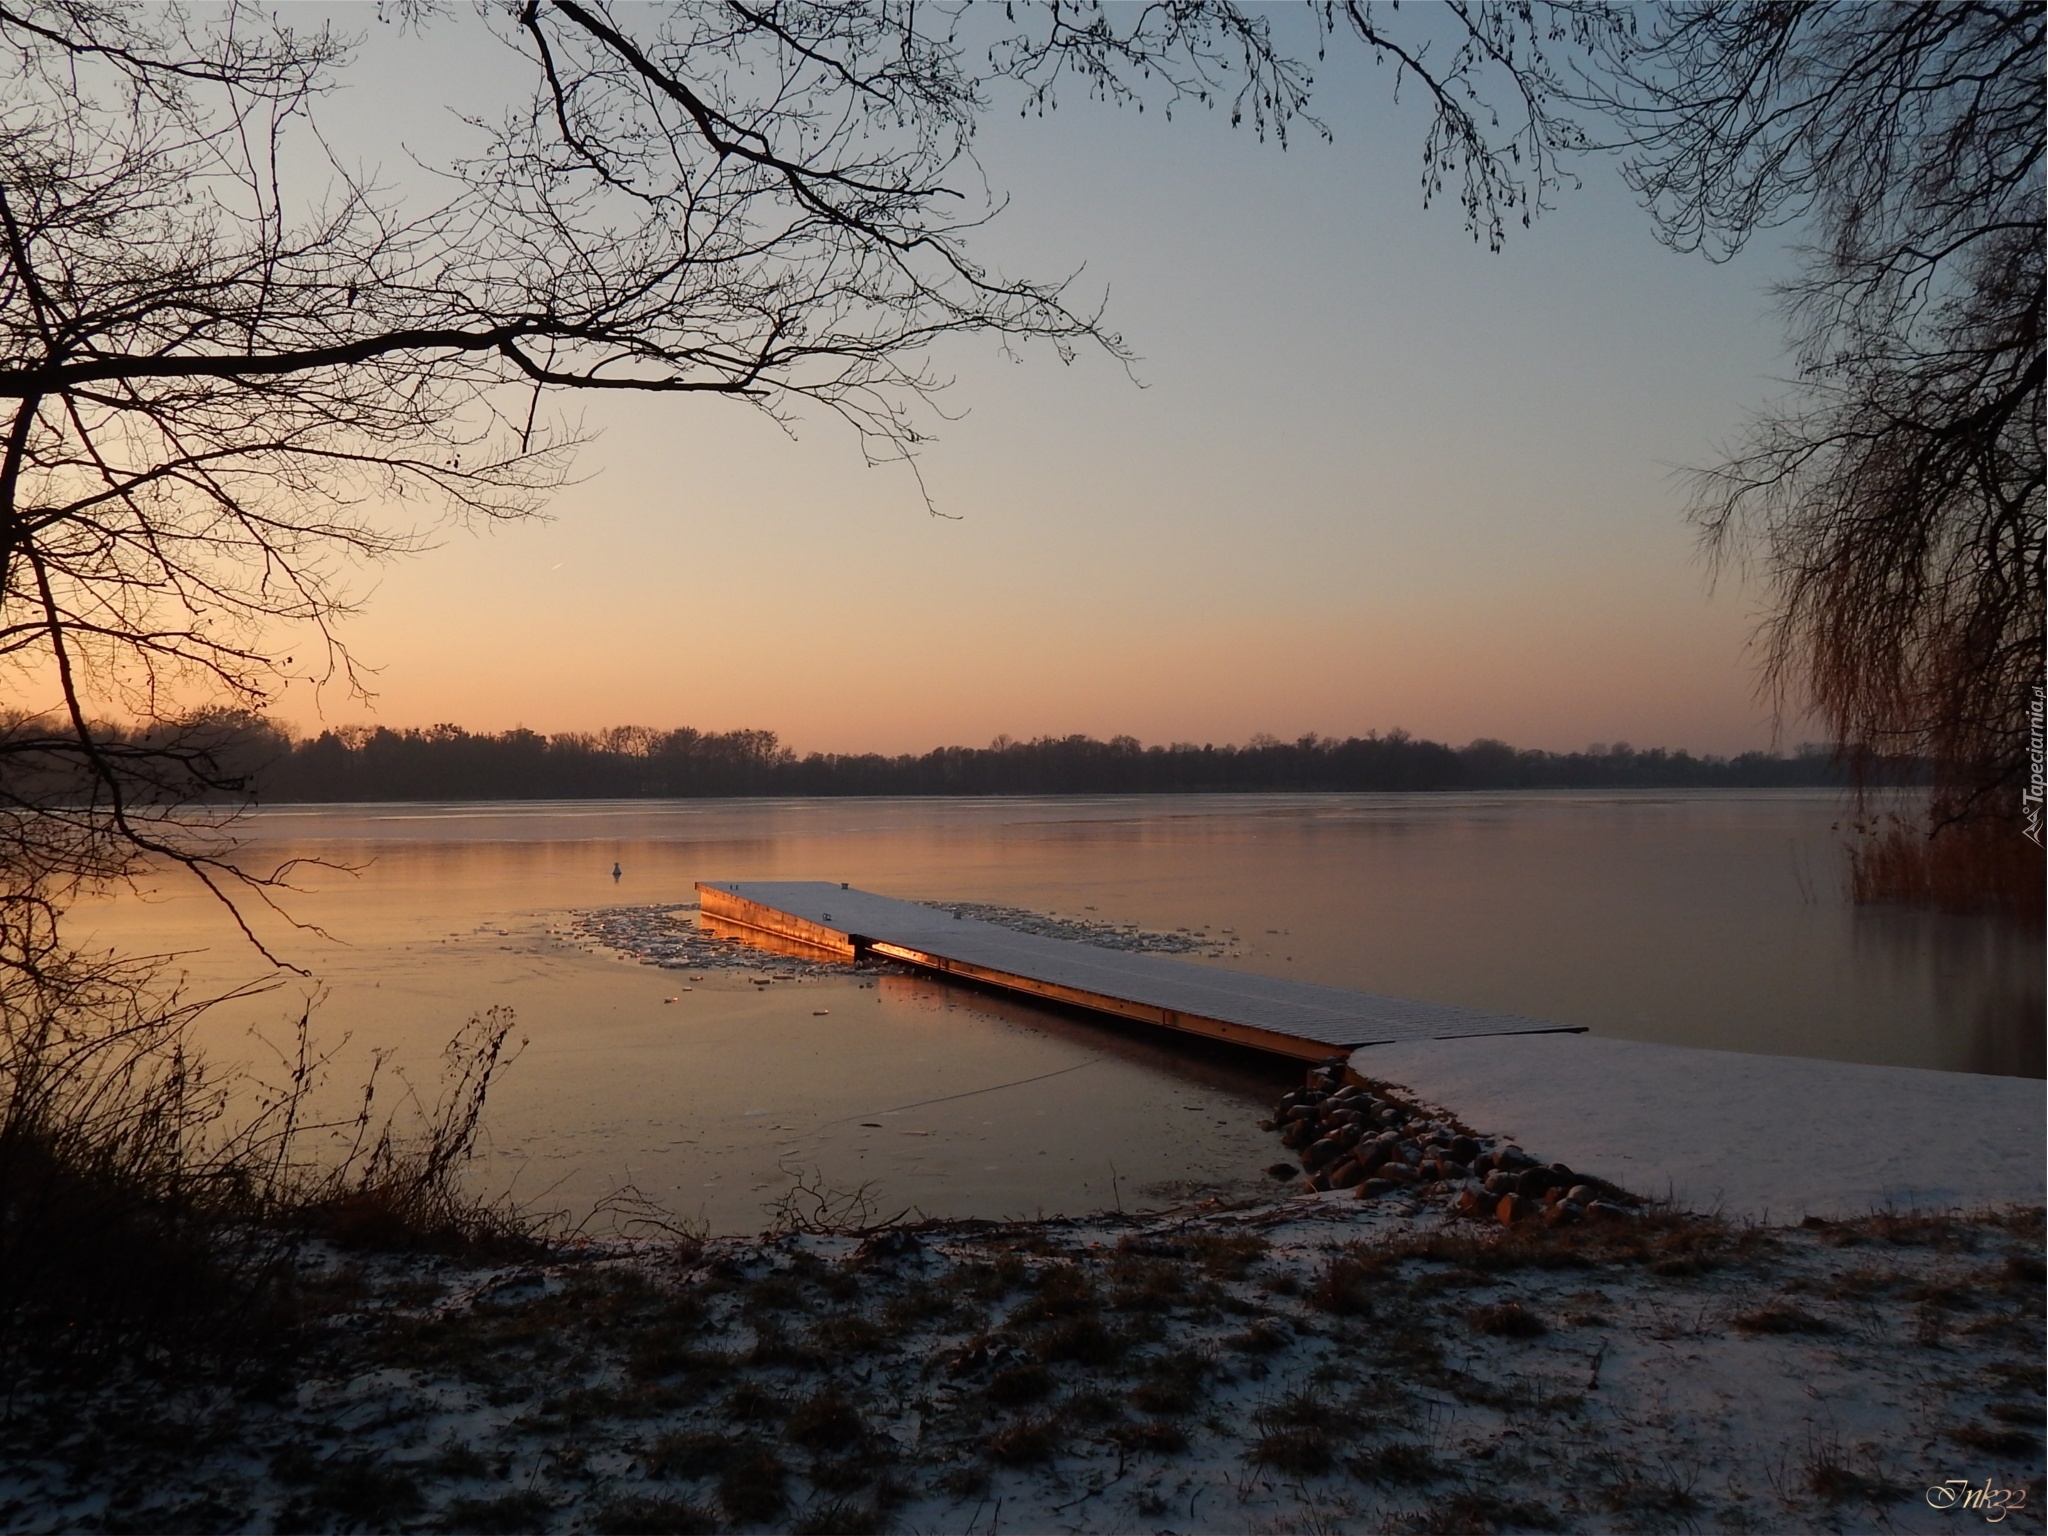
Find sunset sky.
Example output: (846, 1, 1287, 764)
(274, 9, 1807, 759)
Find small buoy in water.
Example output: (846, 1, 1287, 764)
(663, 996, 679, 1004)
(812, 1009, 830, 1016)
(611, 861, 622, 881)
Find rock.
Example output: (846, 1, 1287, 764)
(1329, 1159, 1366, 1189)
(1454, 1186, 1487, 1216)
(1306, 1170, 1332, 1193)
(1566, 1185, 1596, 1206)
(1303, 1137, 1344, 1170)
(1498, 1145, 1535, 1170)
(1541, 1201, 1581, 1227)
(1450, 1136, 1481, 1163)
(1548, 1162, 1574, 1181)
(1495, 1193, 1528, 1225)
(1357, 1178, 1398, 1200)
(1514, 1167, 1553, 1198)
(1585, 1200, 1634, 1222)
(1281, 1123, 1314, 1150)
(1265, 1163, 1299, 1181)
(1378, 1163, 1418, 1186)
(1483, 1170, 1517, 1196)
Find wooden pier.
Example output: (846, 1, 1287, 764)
(697, 881, 1578, 1062)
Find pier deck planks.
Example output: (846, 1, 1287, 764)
(696, 880, 1577, 1061)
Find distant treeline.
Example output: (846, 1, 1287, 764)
(239, 723, 1848, 800)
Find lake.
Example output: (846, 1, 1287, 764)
(72, 790, 2043, 1233)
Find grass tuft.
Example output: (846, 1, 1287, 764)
(1030, 1314, 1125, 1366)
(791, 1499, 887, 1535)
(1307, 1254, 1376, 1316)
(715, 1448, 789, 1525)
(592, 1494, 722, 1534)
(646, 1430, 742, 1479)
(1348, 1441, 1443, 1485)
(1948, 1421, 2042, 1456)
(985, 1414, 1061, 1465)
(440, 1489, 559, 1533)
(1111, 1418, 1189, 1454)
(1469, 1300, 1547, 1338)
(1247, 1425, 1334, 1477)
(784, 1388, 866, 1452)
(985, 1362, 1052, 1406)
(1402, 1491, 1564, 1533)
(1731, 1303, 1836, 1335)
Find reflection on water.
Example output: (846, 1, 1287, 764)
(1848, 906, 2045, 1079)
(67, 791, 2043, 1231)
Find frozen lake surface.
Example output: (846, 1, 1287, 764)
(74, 791, 2043, 1232)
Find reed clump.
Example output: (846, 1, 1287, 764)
(1846, 810, 2044, 920)
(0, 946, 537, 1377)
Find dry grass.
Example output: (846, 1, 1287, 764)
(714, 1447, 789, 1524)
(985, 1413, 1061, 1465)
(1468, 1300, 1547, 1338)
(1731, 1301, 1838, 1335)
(590, 1494, 720, 1534)
(0, 962, 540, 1384)
(1848, 811, 2044, 919)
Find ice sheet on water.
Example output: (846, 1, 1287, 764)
(552, 903, 841, 978)
(556, 897, 1238, 975)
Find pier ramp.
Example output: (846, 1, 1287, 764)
(697, 881, 1576, 1062)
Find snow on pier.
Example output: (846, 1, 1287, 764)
(695, 880, 1577, 1062)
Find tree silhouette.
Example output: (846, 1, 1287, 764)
(1610, 2, 2042, 908)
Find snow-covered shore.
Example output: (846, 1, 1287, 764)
(4, 1187, 2039, 1534)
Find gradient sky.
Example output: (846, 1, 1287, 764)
(267, 7, 1809, 758)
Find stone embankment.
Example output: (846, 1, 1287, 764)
(1261, 1058, 1640, 1226)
